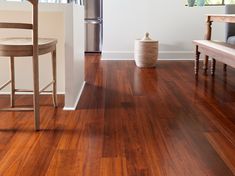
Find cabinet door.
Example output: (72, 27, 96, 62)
(85, 0, 102, 19)
(85, 21, 102, 52)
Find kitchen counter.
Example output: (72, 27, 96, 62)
(0, 1, 85, 110)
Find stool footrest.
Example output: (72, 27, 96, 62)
(14, 84, 54, 94)
(15, 89, 33, 93)
(0, 107, 34, 111)
(0, 80, 11, 91)
(39, 81, 54, 94)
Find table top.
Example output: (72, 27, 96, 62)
(206, 14, 235, 23)
(206, 14, 235, 17)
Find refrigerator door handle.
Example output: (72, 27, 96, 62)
(85, 20, 102, 24)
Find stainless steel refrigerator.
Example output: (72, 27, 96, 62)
(84, 0, 103, 52)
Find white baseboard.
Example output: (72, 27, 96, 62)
(0, 82, 86, 111)
(63, 107, 76, 111)
(63, 81, 86, 111)
(101, 51, 195, 60)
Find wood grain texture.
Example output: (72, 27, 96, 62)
(0, 54, 235, 175)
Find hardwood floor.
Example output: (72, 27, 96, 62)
(0, 54, 235, 175)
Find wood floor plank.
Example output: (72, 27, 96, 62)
(100, 157, 128, 176)
(206, 132, 235, 175)
(0, 54, 235, 175)
(46, 149, 81, 176)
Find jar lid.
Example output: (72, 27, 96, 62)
(136, 32, 158, 43)
(142, 32, 152, 41)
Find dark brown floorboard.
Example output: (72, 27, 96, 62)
(0, 54, 235, 175)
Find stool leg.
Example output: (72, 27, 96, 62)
(51, 49, 57, 107)
(10, 57, 15, 107)
(211, 58, 216, 76)
(32, 56, 40, 131)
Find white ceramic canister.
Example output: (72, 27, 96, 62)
(134, 33, 158, 68)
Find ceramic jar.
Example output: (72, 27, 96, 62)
(134, 33, 158, 68)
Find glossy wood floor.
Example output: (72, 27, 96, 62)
(0, 54, 235, 175)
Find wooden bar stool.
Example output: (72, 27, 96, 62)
(0, 0, 57, 130)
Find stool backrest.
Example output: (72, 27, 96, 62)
(0, 0, 38, 59)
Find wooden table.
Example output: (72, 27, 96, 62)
(203, 14, 235, 73)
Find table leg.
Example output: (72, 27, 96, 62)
(195, 46, 200, 76)
(204, 16, 212, 74)
(224, 64, 227, 72)
(211, 58, 216, 76)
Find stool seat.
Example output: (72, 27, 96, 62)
(0, 37, 57, 56)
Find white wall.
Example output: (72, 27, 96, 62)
(102, 0, 225, 59)
(64, 4, 85, 109)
